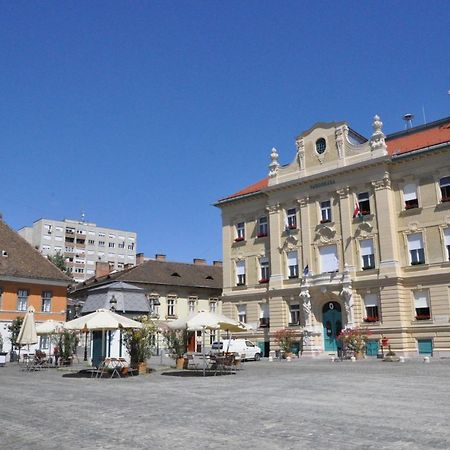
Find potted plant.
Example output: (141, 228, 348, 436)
(7, 317, 23, 362)
(337, 328, 370, 359)
(0, 334, 7, 367)
(273, 328, 297, 358)
(123, 316, 156, 374)
(163, 329, 188, 369)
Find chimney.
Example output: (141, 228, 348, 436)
(213, 260, 223, 267)
(95, 261, 110, 278)
(155, 254, 166, 261)
(193, 258, 206, 265)
(136, 252, 146, 265)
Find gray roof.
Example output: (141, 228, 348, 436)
(81, 281, 149, 314)
(70, 259, 222, 295)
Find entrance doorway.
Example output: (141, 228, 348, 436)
(322, 301, 342, 352)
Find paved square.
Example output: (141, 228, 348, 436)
(1, 357, 449, 449)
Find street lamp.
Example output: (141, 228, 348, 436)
(109, 295, 117, 312)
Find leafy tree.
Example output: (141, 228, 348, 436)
(58, 331, 78, 362)
(48, 251, 70, 275)
(7, 317, 24, 351)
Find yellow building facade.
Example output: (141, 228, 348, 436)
(215, 115, 450, 358)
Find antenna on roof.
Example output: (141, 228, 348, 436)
(80, 211, 86, 223)
(403, 113, 414, 130)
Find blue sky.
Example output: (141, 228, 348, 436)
(1, 1, 449, 264)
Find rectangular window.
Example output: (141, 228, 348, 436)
(98, 241, 105, 247)
(40, 336, 50, 350)
(259, 303, 270, 327)
(358, 192, 370, 215)
(407, 233, 425, 265)
(0, 287, 3, 309)
(98, 233, 105, 238)
(108, 242, 115, 248)
(118, 242, 125, 249)
(414, 291, 430, 320)
(236, 260, 246, 286)
(289, 303, 300, 325)
(209, 300, 217, 313)
(360, 239, 375, 270)
(148, 295, 160, 316)
(363, 294, 379, 322)
(439, 176, 450, 202)
(287, 251, 299, 278)
(41, 291, 52, 312)
(188, 299, 196, 314)
(167, 297, 176, 317)
(235, 222, 245, 241)
(259, 257, 270, 283)
(17, 289, 28, 311)
(257, 216, 268, 237)
(403, 183, 419, 209)
(237, 304, 247, 323)
(444, 228, 450, 261)
(319, 245, 338, 273)
(88, 239, 95, 245)
(128, 243, 135, 250)
(320, 200, 332, 223)
(286, 208, 297, 229)
(44, 223, 52, 234)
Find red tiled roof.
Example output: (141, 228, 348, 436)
(386, 120, 450, 155)
(219, 177, 268, 201)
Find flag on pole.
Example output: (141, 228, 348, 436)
(353, 203, 361, 218)
(303, 265, 309, 276)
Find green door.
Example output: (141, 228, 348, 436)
(366, 340, 379, 356)
(92, 331, 104, 368)
(418, 339, 433, 355)
(322, 302, 342, 352)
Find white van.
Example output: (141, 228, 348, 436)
(211, 339, 262, 361)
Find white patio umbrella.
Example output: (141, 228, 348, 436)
(186, 311, 247, 376)
(17, 306, 38, 349)
(64, 309, 143, 331)
(64, 309, 143, 367)
(36, 320, 65, 335)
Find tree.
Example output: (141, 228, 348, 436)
(123, 316, 157, 367)
(48, 251, 70, 275)
(163, 329, 188, 359)
(7, 317, 24, 351)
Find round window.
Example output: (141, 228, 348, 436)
(315, 138, 326, 154)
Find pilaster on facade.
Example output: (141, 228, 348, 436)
(337, 187, 357, 273)
(298, 197, 313, 274)
(267, 203, 283, 289)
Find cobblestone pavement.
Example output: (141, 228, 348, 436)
(1, 357, 450, 450)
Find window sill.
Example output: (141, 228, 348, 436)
(362, 266, 375, 271)
(234, 238, 246, 243)
(319, 219, 332, 224)
(363, 318, 379, 323)
(399, 207, 422, 217)
(287, 276, 299, 279)
(403, 264, 429, 272)
(166, 315, 178, 320)
(352, 214, 374, 222)
(256, 234, 268, 239)
(435, 202, 450, 211)
(258, 279, 269, 284)
(288, 322, 300, 327)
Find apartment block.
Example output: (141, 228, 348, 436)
(19, 218, 137, 282)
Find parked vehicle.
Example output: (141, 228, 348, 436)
(211, 339, 262, 361)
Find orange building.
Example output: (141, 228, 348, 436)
(0, 219, 72, 356)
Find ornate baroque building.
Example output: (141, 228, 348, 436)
(215, 115, 450, 358)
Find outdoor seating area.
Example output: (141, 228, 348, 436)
(21, 351, 51, 371)
(90, 357, 139, 379)
(184, 352, 241, 375)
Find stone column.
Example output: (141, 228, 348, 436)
(340, 268, 354, 327)
(267, 203, 283, 289)
(298, 197, 313, 273)
(337, 187, 357, 274)
(372, 174, 401, 277)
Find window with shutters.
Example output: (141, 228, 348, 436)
(287, 251, 299, 278)
(236, 260, 246, 286)
(319, 245, 339, 273)
(407, 233, 425, 265)
(360, 239, 375, 270)
(403, 183, 419, 209)
(414, 291, 431, 320)
(363, 294, 379, 322)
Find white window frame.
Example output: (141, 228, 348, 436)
(257, 216, 268, 237)
(259, 257, 270, 283)
(320, 200, 332, 223)
(439, 176, 450, 202)
(363, 294, 379, 322)
(289, 303, 300, 325)
(17, 289, 28, 311)
(236, 260, 246, 286)
(360, 239, 375, 270)
(167, 296, 176, 317)
(287, 251, 299, 278)
(319, 245, 339, 273)
(357, 192, 371, 215)
(237, 304, 247, 323)
(41, 291, 52, 312)
(403, 183, 419, 210)
(413, 290, 431, 320)
(407, 233, 425, 265)
(286, 208, 297, 230)
(235, 222, 245, 241)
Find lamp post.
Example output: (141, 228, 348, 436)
(109, 295, 117, 312)
(83, 325, 88, 362)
